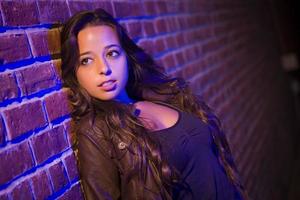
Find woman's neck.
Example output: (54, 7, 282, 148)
(114, 90, 136, 104)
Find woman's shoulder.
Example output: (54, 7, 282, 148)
(75, 114, 113, 152)
(76, 113, 107, 136)
(75, 114, 128, 159)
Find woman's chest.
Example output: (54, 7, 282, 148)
(149, 112, 215, 172)
(134, 101, 180, 132)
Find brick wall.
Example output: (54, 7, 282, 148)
(0, 0, 297, 200)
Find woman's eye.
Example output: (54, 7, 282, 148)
(80, 58, 92, 65)
(107, 50, 120, 58)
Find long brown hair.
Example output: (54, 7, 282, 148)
(60, 8, 249, 199)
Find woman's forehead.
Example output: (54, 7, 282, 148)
(77, 25, 120, 49)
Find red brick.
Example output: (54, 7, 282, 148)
(196, 27, 213, 40)
(174, 51, 185, 66)
(51, 59, 63, 87)
(127, 21, 144, 39)
(155, 18, 168, 34)
(0, 10, 3, 26)
(0, 142, 34, 185)
(90, 1, 114, 17)
(175, 33, 186, 47)
(0, 33, 31, 64)
(1, 0, 39, 26)
(167, 1, 180, 13)
(51, 59, 62, 77)
(57, 182, 83, 200)
(0, 115, 5, 145)
(27, 28, 61, 57)
(0, 193, 9, 200)
(156, 1, 168, 14)
(48, 161, 69, 192)
(154, 57, 164, 68)
(186, 15, 200, 27)
(196, 14, 211, 26)
(11, 180, 34, 200)
(137, 40, 154, 56)
(184, 31, 198, 44)
(113, 2, 143, 18)
(184, 46, 199, 61)
(153, 38, 166, 54)
(177, 16, 188, 29)
(3, 100, 47, 140)
(202, 39, 219, 54)
(37, 0, 70, 23)
(68, 1, 93, 15)
(44, 90, 71, 122)
(166, 17, 178, 32)
(142, 21, 156, 37)
(143, 1, 158, 15)
(177, 1, 189, 13)
(31, 125, 68, 164)
(206, 55, 220, 70)
(214, 10, 233, 21)
(63, 120, 76, 146)
(183, 62, 199, 80)
(15, 62, 57, 96)
(186, 1, 213, 13)
(30, 170, 52, 199)
(217, 36, 229, 47)
(63, 153, 79, 182)
(0, 72, 19, 102)
(165, 35, 177, 49)
(162, 53, 176, 69)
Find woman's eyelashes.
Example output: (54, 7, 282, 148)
(80, 57, 93, 66)
(79, 49, 122, 66)
(107, 49, 121, 58)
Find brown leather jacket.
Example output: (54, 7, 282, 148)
(76, 114, 166, 200)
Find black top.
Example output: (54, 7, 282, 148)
(149, 101, 240, 200)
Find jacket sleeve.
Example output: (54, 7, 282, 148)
(77, 132, 121, 200)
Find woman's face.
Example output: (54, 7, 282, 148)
(76, 25, 129, 101)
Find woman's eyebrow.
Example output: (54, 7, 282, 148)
(79, 44, 121, 57)
(104, 44, 120, 50)
(79, 51, 92, 57)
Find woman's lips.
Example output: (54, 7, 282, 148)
(98, 80, 116, 91)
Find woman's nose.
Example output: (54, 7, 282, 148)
(97, 58, 112, 75)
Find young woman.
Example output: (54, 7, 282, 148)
(60, 8, 249, 200)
